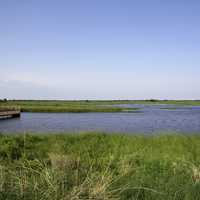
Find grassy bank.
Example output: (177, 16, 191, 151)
(0, 100, 200, 113)
(0, 133, 200, 200)
(0, 100, 139, 113)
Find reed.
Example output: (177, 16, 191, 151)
(0, 133, 200, 199)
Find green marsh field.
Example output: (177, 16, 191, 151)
(0, 133, 200, 200)
(1, 100, 200, 199)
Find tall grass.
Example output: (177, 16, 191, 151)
(0, 133, 200, 199)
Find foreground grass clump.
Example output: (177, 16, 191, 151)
(0, 133, 200, 199)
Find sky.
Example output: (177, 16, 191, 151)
(0, 0, 200, 100)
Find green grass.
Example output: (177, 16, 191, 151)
(0, 100, 199, 113)
(0, 106, 20, 112)
(0, 132, 200, 199)
(0, 100, 140, 113)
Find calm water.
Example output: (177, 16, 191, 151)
(0, 104, 200, 134)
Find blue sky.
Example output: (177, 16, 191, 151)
(0, 0, 200, 100)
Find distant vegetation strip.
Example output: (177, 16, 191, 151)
(20, 106, 126, 113)
(0, 99, 199, 113)
(0, 105, 140, 113)
(0, 106, 21, 112)
(0, 100, 141, 113)
(0, 132, 200, 199)
(1, 99, 200, 106)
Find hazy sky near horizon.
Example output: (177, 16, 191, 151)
(0, 0, 200, 100)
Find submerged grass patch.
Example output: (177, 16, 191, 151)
(0, 132, 200, 199)
(160, 107, 180, 110)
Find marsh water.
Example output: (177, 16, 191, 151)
(0, 104, 200, 134)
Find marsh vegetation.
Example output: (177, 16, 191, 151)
(0, 100, 200, 113)
(0, 133, 200, 200)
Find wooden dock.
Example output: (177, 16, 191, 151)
(0, 110, 21, 119)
